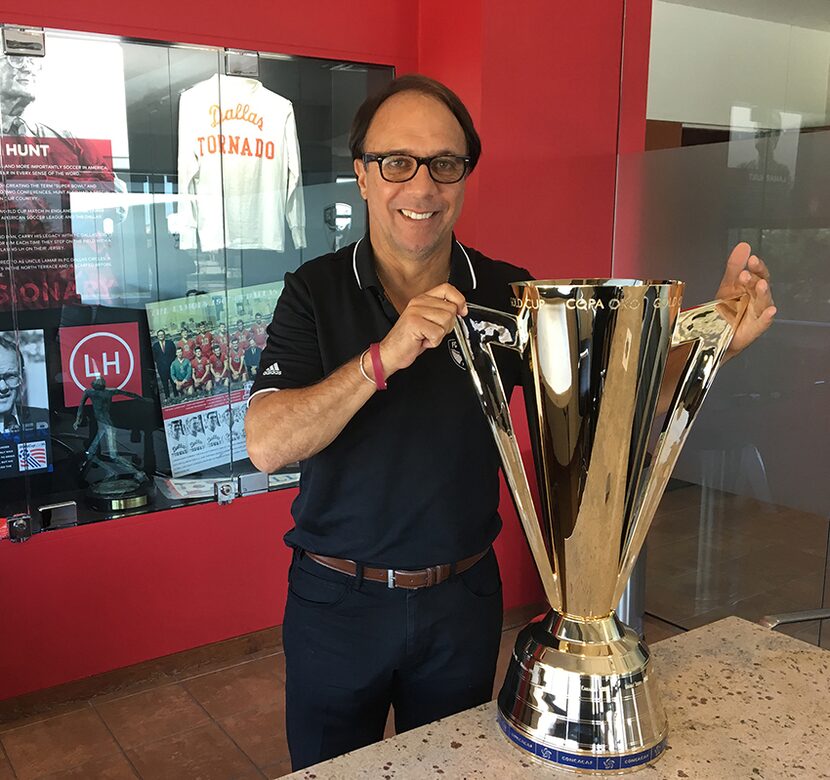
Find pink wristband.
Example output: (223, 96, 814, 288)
(369, 342, 387, 391)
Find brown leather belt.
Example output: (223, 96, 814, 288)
(305, 549, 488, 589)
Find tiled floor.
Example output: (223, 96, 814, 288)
(646, 482, 830, 647)
(0, 608, 683, 780)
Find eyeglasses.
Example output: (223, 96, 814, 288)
(362, 153, 470, 184)
(0, 372, 21, 388)
(4, 56, 43, 71)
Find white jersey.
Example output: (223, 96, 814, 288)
(177, 74, 306, 252)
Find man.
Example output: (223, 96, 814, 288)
(0, 333, 25, 434)
(168, 419, 184, 443)
(245, 75, 776, 771)
(233, 319, 250, 351)
(250, 312, 268, 350)
(740, 127, 792, 188)
(0, 333, 52, 483)
(191, 345, 212, 395)
(0, 53, 128, 188)
(0, 332, 49, 432)
(189, 415, 205, 438)
(177, 327, 195, 361)
(209, 342, 229, 391)
(243, 338, 262, 380)
(0, 54, 41, 136)
(194, 324, 213, 354)
(1, 54, 101, 158)
(151, 329, 177, 400)
(213, 322, 229, 356)
(228, 336, 247, 384)
(170, 346, 193, 397)
(205, 411, 220, 434)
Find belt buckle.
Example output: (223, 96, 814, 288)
(387, 569, 396, 589)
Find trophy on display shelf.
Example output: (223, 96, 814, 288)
(454, 279, 747, 773)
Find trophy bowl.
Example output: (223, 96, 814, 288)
(454, 279, 747, 773)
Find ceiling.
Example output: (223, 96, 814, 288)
(661, 0, 830, 33)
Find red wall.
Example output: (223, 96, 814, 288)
(0, 0, 649, 700)
(0, 492, 295, 698)
(476, 1, 624, 277)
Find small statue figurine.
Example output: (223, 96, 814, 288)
(73, 376, 151, 510)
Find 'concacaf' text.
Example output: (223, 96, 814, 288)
(510, 296, 682, 310)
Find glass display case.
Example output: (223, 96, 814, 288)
(0, 25, 393, 533)
(614, 0, 830, 647)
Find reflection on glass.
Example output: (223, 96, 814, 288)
(620, 0, 830, 646)
(323, 202, 353, 251)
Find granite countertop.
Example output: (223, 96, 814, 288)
(280, 616, 830, 779)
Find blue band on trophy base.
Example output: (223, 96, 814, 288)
(497, 711, 667, 772)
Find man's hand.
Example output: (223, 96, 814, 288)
(715, 242, 776, 358)
(379, 283, 467, 375)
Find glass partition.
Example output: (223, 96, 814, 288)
(0, 25, 392, 533)
(615, 0, 830, 646)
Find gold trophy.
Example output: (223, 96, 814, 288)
(454, 280, 747, 773)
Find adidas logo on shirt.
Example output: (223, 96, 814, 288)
(262, 362, 282, 377)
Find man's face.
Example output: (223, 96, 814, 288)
(0, 56, 41, 107)
(195, 347, 202, 357)
(158, 330, 166, 341)
(176, 347, 183, 359)
(0, 347, 21, 417)
(354, 91, 467, 263)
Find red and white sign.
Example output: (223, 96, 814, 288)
(59, 323, 142, 407)
(18, 441, 48, 471)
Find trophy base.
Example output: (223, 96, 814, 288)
(497, 609, 668, 774)
(86, 478, 153, 513)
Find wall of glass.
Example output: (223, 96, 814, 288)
(0, 26, 392, 533)
(614, 0, 829, 646)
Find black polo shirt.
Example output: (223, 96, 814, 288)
(251, 235, 531, 569)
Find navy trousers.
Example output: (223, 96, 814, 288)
(282, 547, 503, 771)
